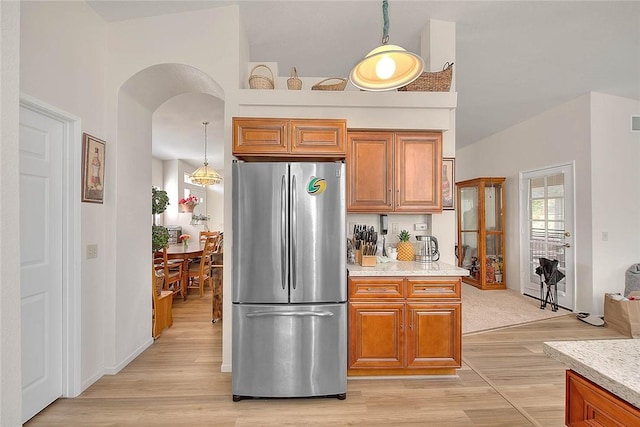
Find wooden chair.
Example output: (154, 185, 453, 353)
(199, 230, 219, 244)
(187, 236, 216, 297)
(211, 238, 224, 322)
(154, 247, 184, 299)
(152, 261, 173, 339)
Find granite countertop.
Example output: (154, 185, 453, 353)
(347, 260, 470, 277)
(543, 339, 640, 407)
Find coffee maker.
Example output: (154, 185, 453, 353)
(414, 235, 440, 262)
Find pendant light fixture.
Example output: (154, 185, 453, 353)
(190, 121, 222, 186)
(349, 0, 424, 91)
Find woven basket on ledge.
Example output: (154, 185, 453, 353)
(248, 64, 275, 89)
(311, 78, 347, 91)
(398, 62, 454, 92)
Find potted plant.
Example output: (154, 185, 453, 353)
(152, 187, 170, 251)
(152, 225, 170, 252)
(396, 229, 414, 261)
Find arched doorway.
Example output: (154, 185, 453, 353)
(111, 63, 225, 363)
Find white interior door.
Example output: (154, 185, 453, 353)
(20, 106, 64, 422)
(521, 164, 575, 310)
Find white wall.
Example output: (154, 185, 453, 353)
(17, 1, 242, 394)
(457, 92, 639, 314)
(590, 93, 640, 308)
(0, 1, 22, 424)
(20, 0, 110, 393)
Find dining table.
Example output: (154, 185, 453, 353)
(166, 242, 204, 299)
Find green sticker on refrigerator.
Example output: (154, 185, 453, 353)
(307, 177, 326, 195)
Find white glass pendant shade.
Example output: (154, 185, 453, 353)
(350, 44, 424, 91)
(190, 163, 221, 186)
(190, 121, 222, 186)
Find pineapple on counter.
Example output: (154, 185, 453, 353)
(396, 230, 414, 261)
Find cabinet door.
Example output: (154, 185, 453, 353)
(566, 370, 640, 426)
(232, 118, 289, 156)
(346, 132, 393, 212)
(290, 119, 346, 157)
(348, 302, 405, 369)
(395, 132, 442, 212)
(406, 302, 461, 368)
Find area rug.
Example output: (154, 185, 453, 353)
(462, 283, 569, 334)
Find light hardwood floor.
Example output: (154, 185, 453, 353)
(26, 291, 626, 426)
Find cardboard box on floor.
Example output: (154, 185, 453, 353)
(604, 292, 640, 338)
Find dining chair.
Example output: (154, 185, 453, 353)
(154, 248, 184, 299)
(199, 230, 219, 244)
(151, 261, 173, 339)
(211, 237, 224, 322)
(187, 236, 216, 297)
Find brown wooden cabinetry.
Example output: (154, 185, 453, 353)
(566, 370, 640, 426)
(232, 117, 346, 159)
(348, 276, 461, 376)
(346, 131, 442, 213)
(456, 177, 506, 290)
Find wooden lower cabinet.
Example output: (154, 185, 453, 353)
(348, 276, 461, 376)
(566, 370, 640, 426)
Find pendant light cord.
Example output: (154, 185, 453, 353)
(381, 0, 389, 45)
(202, 121, 209, 166)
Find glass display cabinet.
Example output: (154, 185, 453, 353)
(456, 177, 506, 290)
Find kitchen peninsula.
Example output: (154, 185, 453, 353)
(543, 339, 640, 425)
(347, 260, 468, 376)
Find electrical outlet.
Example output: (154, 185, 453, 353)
(391, 223, 399, 234)
(414, 223, 428, 231)
(87, 244, 98, 259)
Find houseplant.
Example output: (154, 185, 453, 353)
(396, 229, 414, 261)
(152, 187, 170, 251)
(178, 194, 198, 213)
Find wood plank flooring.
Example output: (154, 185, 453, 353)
(26, 291, 626, 426)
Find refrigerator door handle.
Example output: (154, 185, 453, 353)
(246, 311, 335, 318)
(291, 174, 297, 290)
(280, 174, 287, 291)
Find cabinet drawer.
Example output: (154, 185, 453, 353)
(406, 278, 460, 299)
(349, 277, 404, 299)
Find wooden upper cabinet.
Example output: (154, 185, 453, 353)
(346, 132, 394, 212)
(289, 119, 346, 156)
(395, 133, 442, 212)
(233, 118, 289, 155)
(232, 117, 346, 159)
(347, 130, 442, 213)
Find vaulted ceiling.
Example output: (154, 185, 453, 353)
(87, 1, 640, 171)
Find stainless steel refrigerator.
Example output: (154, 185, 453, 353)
(232, 161, 347, 401)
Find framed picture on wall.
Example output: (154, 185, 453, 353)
(442, 158, 455, 210)
(82, 133, 105, 203)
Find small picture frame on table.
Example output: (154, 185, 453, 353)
(82, 133, 105, 203)
(442, 158, 455, 210)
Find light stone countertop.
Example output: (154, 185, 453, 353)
(543, 339, 640, 407)
(347, 260, 470, 277)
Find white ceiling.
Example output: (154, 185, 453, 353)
(87, 0, 640, 171)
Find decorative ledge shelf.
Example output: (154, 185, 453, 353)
(237, 89, 457, 110)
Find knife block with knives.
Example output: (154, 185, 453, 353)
(353, 224, 378, 267)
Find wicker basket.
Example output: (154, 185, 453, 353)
(248, 64, 275, 89)
(398, 62, 454, 92)
(287, 67, 302, 90)
(311, 78, 347, 91)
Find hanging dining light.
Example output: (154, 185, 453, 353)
(190, 121, 222, 186)
(349, 0, 424, 91)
